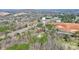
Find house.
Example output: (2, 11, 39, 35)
(41, 16, 61, 25)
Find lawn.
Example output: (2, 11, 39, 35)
(7, 44, 30, 50)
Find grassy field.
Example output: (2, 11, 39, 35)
(6, 44, 30, 50)
(0, 25, 10, 32)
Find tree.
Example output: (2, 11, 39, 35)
(45, 24, 53, 30)
(37, 23, 43, 27)
(16, 33, 21, 40)
(73, 31, 79, 40)
(63, 34, 70, 42)
(37, 33, 48, 49)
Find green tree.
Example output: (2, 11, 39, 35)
(37, 33, 48, 49)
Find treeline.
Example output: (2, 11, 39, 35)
(58, 14, 76, 23)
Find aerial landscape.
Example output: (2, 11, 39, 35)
(0, 9, 79, 50)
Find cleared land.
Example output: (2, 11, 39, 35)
(54, 23, 79, 32)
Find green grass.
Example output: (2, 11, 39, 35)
(7, 44, 30, 50)
(0, 25, 10, 32)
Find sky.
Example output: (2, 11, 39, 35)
(0, 0, 79, 9)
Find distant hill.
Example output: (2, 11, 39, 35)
(0, 12, 10, 16)
(0, 9, 79, 14)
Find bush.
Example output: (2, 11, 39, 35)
(46, 24, 53, 30)
(38, 33, 48, 45)
(37, 23, 43, 27)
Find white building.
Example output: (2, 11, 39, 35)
(41, 16, 61, 25)
(42, 17, 46, 25)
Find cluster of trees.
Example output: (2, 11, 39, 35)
(58, 14, 76, 22)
